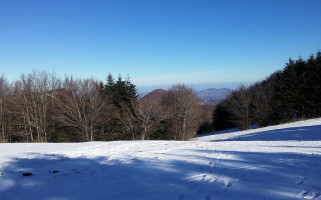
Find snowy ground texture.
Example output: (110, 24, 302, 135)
(1, 119, 321, 200)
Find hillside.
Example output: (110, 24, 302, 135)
(140, 89, 168, 104)
(0, 118, 321, 199)
(197, 88, 232, 105)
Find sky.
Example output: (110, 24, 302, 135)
(1, 0, 321, 92)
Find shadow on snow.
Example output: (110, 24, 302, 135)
(209, 125, 321, 142)
(1, 148, 321, 199)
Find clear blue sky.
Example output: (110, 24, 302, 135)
(1, 0, 321, 91)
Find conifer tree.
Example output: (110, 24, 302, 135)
(103, 73, 139, 140)
(104, 74, 138, 108)
(274, 59, 299, 120)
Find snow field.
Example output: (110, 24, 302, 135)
(0, 118, 321, 199)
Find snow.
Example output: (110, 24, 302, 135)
(1, 118, 321, 200)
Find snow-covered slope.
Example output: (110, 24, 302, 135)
(1, 118, 321, 200)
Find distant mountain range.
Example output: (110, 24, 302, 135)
(197, 88, 232, 105)
(140, 88, 232, 105)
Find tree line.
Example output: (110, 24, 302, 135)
(2, 51, 319, 142)
(0, 71, 202, 142)
(213, 51, 321, 131)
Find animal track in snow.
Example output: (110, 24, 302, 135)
(188, 174, 217, 184)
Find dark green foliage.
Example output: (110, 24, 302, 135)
(102, 73, 139, 140)
(149, 120, 173, 140)
(274, 59, 300, 120)
(273, 53, 321, 120)
(304, 52, 321, 116)
(104, 73, 138, 108)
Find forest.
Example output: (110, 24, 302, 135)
(0, 72, 201, 142)
(213, 51, 321, 131)
(0, 51, 320, 143)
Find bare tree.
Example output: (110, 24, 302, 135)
(249, 81, 274, 127)
(162, 84, 201, 140)
(223, 85, 251, 130)
(133, 99, 166, 140)
(0, 76, 10, 142)
(54, 77, 112, 141)
(116, 98, 168, 140)
(115, 102, 138, 140)
(11, 70, 59, 142)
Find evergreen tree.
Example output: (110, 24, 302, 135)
(103, 73, 139, 140)
(305, 52, 321, 116)
(315, 51, 321, 115)
(104, 74, 138, 108)
(274, 59, 299, 120)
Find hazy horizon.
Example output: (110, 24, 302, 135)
(0, 69, 249, 94)
(137, 81, 254, 94)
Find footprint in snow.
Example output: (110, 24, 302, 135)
(299, 190, 320, 200)
(209, 178, 217, 184)
(209, 162, 215, 167)
(223, 180, 232, 187)
(190, 174, 217, 184)
(205, 175, 217, 184)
